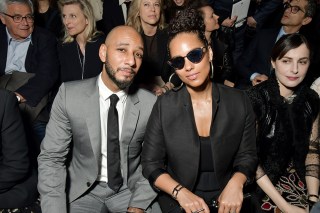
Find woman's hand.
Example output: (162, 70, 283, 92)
(283, 204, 308, 213)
(151, 85, 164, 96)
(176, 188, 210, 213)
(221, 16, 237, 27)
(217, 173, 246, 213)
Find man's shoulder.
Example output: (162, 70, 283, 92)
(128, 85, 157, 105)
(256, 27, 280, 40)
(63, 77, 98, 91)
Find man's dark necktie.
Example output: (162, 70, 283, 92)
(107, 94, 123, 192)
(124, 1, 131, 15)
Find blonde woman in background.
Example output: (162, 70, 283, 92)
(58, 0, 105, 82)
(127, 0, 179, 96)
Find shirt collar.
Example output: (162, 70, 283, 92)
(6, 27, 32, 45)
(98, 73, 128, 103)
(119, 0, 131, 5)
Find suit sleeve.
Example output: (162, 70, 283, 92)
(141, 98, 167, 183)
(16, 29, 59, 107)
(232, 92, 258, 184)
(38, 84, 71, 213)
(253, 0, 283, 27)
(0, 90, 29, 192)
(128, 93, 158, 209)
(236, 35, 259, 83)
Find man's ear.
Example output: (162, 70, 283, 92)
(0, 15, 6, 25)
(99, 44, 107, 62)
(302, 16, 312, 26)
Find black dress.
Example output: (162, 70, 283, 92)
(34, 7, 63, 39)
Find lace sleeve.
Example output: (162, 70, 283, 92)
(306, 115, 320, 179)
(256, 164, 266, 180)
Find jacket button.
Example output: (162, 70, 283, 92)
(86, 182, 90, 187)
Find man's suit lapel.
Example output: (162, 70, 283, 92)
(0, 26, 8, 74)
(84, 78, 101, 165)
(120, 91, 139, 180)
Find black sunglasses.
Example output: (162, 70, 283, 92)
(168, 47, 207, 70)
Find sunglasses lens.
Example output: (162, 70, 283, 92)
(169, 57, 185, 70)
(187, 48, 204, 63)
(168, 47, 205, 70)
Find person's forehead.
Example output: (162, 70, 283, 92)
(7, 3, 32, 13)
(109, 31, 143, 49)
(291, 0, 307, 7)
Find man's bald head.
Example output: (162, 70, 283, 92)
(105, 25, 143, 47)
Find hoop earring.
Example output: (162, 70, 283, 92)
(169, 73, 184, 91)
(210, 61, 214, 79)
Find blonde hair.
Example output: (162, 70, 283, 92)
(58, 0, 100, 43)
(126, 0, 166, 33)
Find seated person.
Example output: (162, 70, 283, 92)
(141, 8, 257, 213)
(126, 0, 175, 95)
(236, 0, 316, 89)
(58, 0, 105, 83)
(33, 0, 63, 38)
(193, 0, 235, 86)
(0, 89, 38, 210)
(246, 34, 319, 212)
(0, 0, 59, 159)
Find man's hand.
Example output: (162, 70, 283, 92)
(252, 74, 268, 86)
(127, 207, 144, 213)
(247, 16, 257, 28)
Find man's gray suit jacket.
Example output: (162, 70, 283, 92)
(38, 77, 157, 213)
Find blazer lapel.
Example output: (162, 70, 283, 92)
(120, 92, 139, 180)
(84, 78, 101, 164)
(0, 26, 8, 74)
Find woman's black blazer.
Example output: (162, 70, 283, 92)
(58, 34, 106, 82)
(142, 83, 258, 211)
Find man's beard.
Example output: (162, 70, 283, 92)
(104, 60, 135, 90)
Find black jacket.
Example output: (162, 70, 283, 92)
(0, 25, 59, 107)
(0, 89, 38, 208)
(246, 78, 320, 185)
(142, 83, 258, 212)
(58, 34, 106, 83)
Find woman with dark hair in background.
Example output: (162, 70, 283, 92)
(246, 33, 320, 212)
(58, 0, 105, 82)
(193, 0, 235, 86)
(142, 7, 257, 213)
(163, 0, 191, 23)
(33, 0, 63, 38)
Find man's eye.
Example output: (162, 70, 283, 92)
(135, 52, 143, 58)
(14, 16, 22, 20)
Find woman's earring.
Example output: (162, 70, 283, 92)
(169, 73, 184, 91)
(210, 61, 214, 79)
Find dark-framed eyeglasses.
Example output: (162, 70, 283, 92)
(283, 2, 305, 14)
(1, 12, 34, 23)
(168, 47, 207, 70)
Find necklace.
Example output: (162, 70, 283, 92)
(76, 43, 85, 79)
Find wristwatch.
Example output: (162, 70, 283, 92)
(16, 95, 21, 103)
